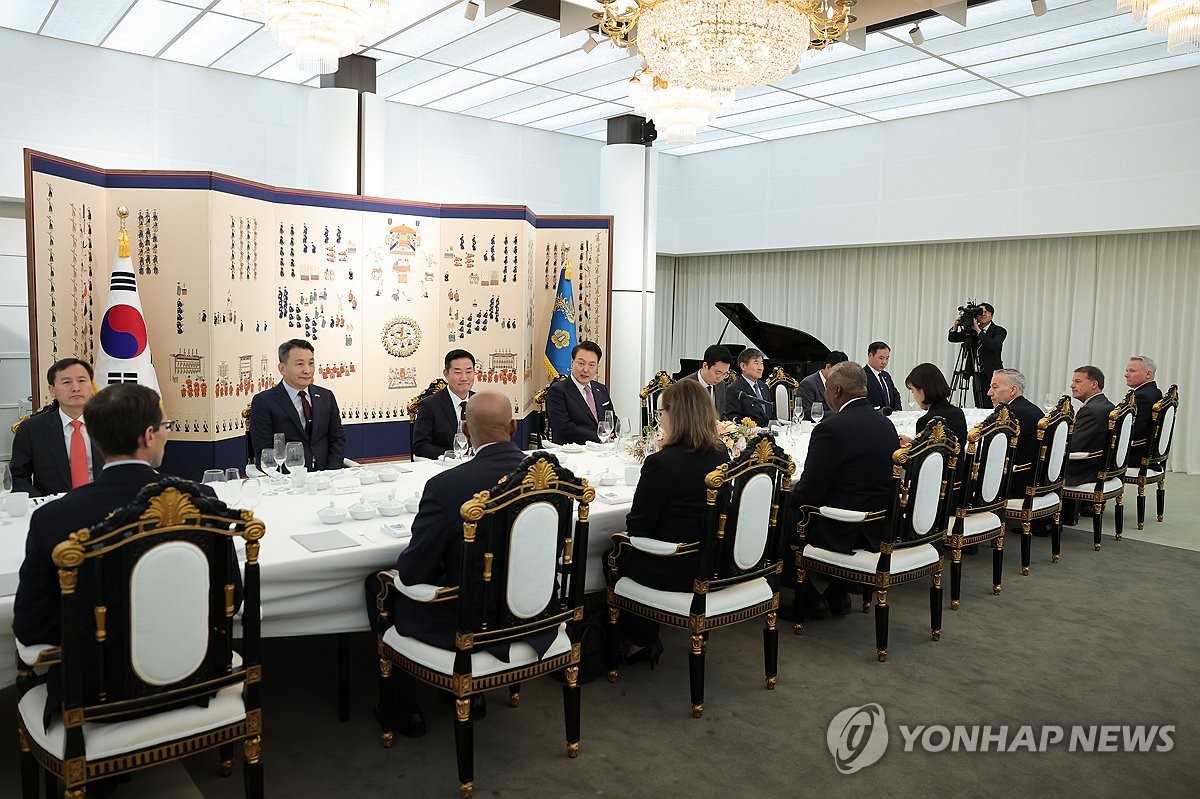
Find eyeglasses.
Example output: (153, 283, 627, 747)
(156, 419, 177, 432)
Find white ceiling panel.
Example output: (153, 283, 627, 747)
(160, 10, 257, 66)
(1004, 46, 1200, 89)
(376, 59, 454, 97)
(529, 101, 628, 131)
(388, 68, 493, 106)
(102, 0, 201, 57)
(794, 59, 955, 100)
(360, 48, 415, 75)
(970, 29, 1161, 78)
(375, 8, 515, 58)
(715, 98, 830, 130)
(425, 11, 556, 67)
(846, 79, 1014, 114)
(495, 93, 597, 125)
(773, 42, 926, 93)
(1013, 51, 1200, 95)
(938, 16, 1142, 68)
(463, 86, 570, 119)
(755, 115, 877, 140)
(0, 0, 56, 33)
(257, 56, 318, 85)
(468, 28, 590, 76)
(556, 118, 609, 138)
(549, 55, 643, 93)
(667, 134, 766, 156)
(724, 106, 861, 135)
(921, 0, 1123, 57)
(821, 68, 982, 107)
(427, 77, 534, 113)
(508, 43, 630, 85)
(211, 28, 290, 75)
(868, 88, 1014, 120)
(39, 0, 135, 46)
(580, 78, 638, 102)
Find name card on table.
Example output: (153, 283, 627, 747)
(331, 476, 360, 495)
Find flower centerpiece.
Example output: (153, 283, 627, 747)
(717, 417, 761, 457)
(626, 422, 664, 462)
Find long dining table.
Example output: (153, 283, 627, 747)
(1, 407, 992, 689)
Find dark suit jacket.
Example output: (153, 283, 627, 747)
(249, 382, 344, 470)
(682, 371, 729, 420)
(1066, 393, 1115, 486)
(546, 378, 613, 444)
(621, 443, 731, 591)
(393, 442, 536, 653)
(949, 323, 1007, 407)
(917, 399, 969, 487)
(790, 398, 899, 553)
(12, 464, 222, 725)
(1127, 381, 1163, 467)
(726, 375, 772, 427)
(411, 388, 472, 460)
(797, 372, 826, 421)
(10, 406, 104, 497)
(864, 367, 902, 411)
(1006, 395, 1047, 498)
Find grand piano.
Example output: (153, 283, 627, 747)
(676, 302, 831, 383)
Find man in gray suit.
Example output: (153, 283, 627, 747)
(1063, 365, 1115, 525)
(683, 344, 733, 420)
(797, 350, 848, 421)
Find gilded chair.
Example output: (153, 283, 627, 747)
(1061, 391, 1136, 550)
(1003, 396, 1073, 573)
(531, 375, 568, 448)
(946, 405, 1018, 610)
(765, 367, 800, 423)
(373, 453, 593, 798)
(15, 479, 264, 799)
(639, 371, 674, 431)
(1122, 384, 1179, 529)
(794, 419, 957, 662)
(10, 402, 54, 435)
(606, 435, 794, 717)
(407, 379, 447, 461)
(241, 403, 254, 464)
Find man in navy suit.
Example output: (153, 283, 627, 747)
(545, 340, 615, 444)
(864, 341, 902, 412)
(10, 358, 104, 497)
(1124, 355, 1163, 468)
(790, 362, 900, 616)
(250, 339, 345, 470)
(388, 392, 530, 734)
(13, 383, 221, 727)
(411, 349, 476, 460)
(797, 350, 848, 421)
(987, 369, 1046, 499)
(726, 348, 772, 426)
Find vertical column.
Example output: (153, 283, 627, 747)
(307, 54, 382, 195)
(601, 115, 658, 426)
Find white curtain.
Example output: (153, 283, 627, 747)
(656, 231, 1198, 474)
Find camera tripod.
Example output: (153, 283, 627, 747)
(949, 339, 977, 407)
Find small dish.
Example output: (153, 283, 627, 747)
(358, 471, 380, 485)
(404, 498, 421, 513)
(348, 502, 376, 520)
(377, 466, 400, 482)
(309, 475, 332, 492)
(561, 444, 585, 454)
(317, 505, 347, 524)
(377, 500, 404, 517)
(598, 472, 619, 486)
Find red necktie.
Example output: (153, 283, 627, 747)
(299, 390, 313, 437)
(69, 419, 89, 488)
(584, 384, 598, 421)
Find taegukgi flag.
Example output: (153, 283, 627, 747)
(94, 206, 161, 393)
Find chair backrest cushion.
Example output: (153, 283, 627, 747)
(980, 430, 1008, 502)
(912, 452, 945, 536)
(129, 540, 210, 686)
(1158, 405, 1176, 456)
(1114, 410, 1133, 467)
(774, 385, 790, 421)
(505, 501, 559, 619)
(1046, 420, 1069, 482)
(733, 472, 773, 570)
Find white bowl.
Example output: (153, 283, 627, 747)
(348, 503, 376, 520)
(378, 500, 404, 517)
(598, 472, 619, 486)
(318, 507, 347, 524)
(358, 471, 380, 485)
(377, 467, 400, 482)
(561, 444, 585, 454)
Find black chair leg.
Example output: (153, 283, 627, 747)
(42, 771, 55, 799)
(337, 632, 350, 722)
(874, 589, 889, 662)
(1020, 524, 1032, 574)
(1136, 487, 1147, 530)
(219, 742, 234, 777)
(1051, 514, 1063, 563)
(17, 734, 38, 799)
(763, 612, 778, 689)
(1092, 502, 1104, 550)
(563, 670, 581, 759)
(243, 735, 264, 799)
(454, 698, 476, 797)
(931, 573, 943, 641)
(1157, 479, 1166, 522)
(605, 607, 621, 683)
(688, 633, 706, 718)
(792, 568, 807, 635)
(1115, 496, 1124, 541)
(992, 538, 1004, 596)
(508, 684, 521, 708)
(377, 658, 397, 747)
(949, 548, 962, 610)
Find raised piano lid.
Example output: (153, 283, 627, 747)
(715, 302, 830, 363)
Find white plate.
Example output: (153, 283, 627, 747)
(561, 444, 585, 453)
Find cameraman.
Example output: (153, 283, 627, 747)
(948, 302, 1007, 408)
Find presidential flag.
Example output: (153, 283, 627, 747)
(94, 207, 161, 393)
(543, 258, 577, 380)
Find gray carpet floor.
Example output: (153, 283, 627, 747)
(4, 477, 1199, 798)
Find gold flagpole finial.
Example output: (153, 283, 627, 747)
(116, 205, 130, 258)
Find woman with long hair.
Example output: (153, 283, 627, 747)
(610, 379, 729, 666)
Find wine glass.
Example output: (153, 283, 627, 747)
(604, 409, 615, 433)
(1044, 393, 1055, 410)
(240, 478, 261, 510)
(272, 433, 287, 477)
(260, 448, 281, 488)
(597, 419, 614, 456)
(223, 476, 242, 506)
(0, 463, 11, 526)
(452, 433, 469, 460)
(811, 402, 825, 424)
(284, 441, 305, 473)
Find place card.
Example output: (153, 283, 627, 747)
(331, 476, 359, 495)
(291, 530, 360, 553)
(379, 521, 410, 538)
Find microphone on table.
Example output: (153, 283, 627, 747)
(734, 390, 775, 408)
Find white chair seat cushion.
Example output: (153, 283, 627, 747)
(613, 576, 773, 616)
(1124, 465, 1164, 477)
(1063, 477, 1124, 494)
(960, 511, 1002, 536)
(381, 622, 570, 678)
(18, 680, 246, 761)
(1005, 493, 1061, 512)
(802, 543, 939, 574)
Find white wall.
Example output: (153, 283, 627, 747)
(0, 206, 31, 460)
(659, 65, 1200, 255)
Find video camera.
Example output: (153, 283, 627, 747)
(955, 300, 985, 330)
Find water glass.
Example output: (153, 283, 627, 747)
(0, 462, 11, 526)
(241, 478, 262, 510)
(272, 433, 287, 474)
(225, 467, 241, 482)
(284, 441, 305, 474)
(223, 478, 242, 506)
(260, 448, 281, 484)
(453, 433, 469, 460)
(811, 403, 825, 424)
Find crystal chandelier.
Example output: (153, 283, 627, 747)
(240, 1, 392, 74)
(628, 67, 734, 145)
(595, 0, 857, 92)
(1118, 0, 1200, 53)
